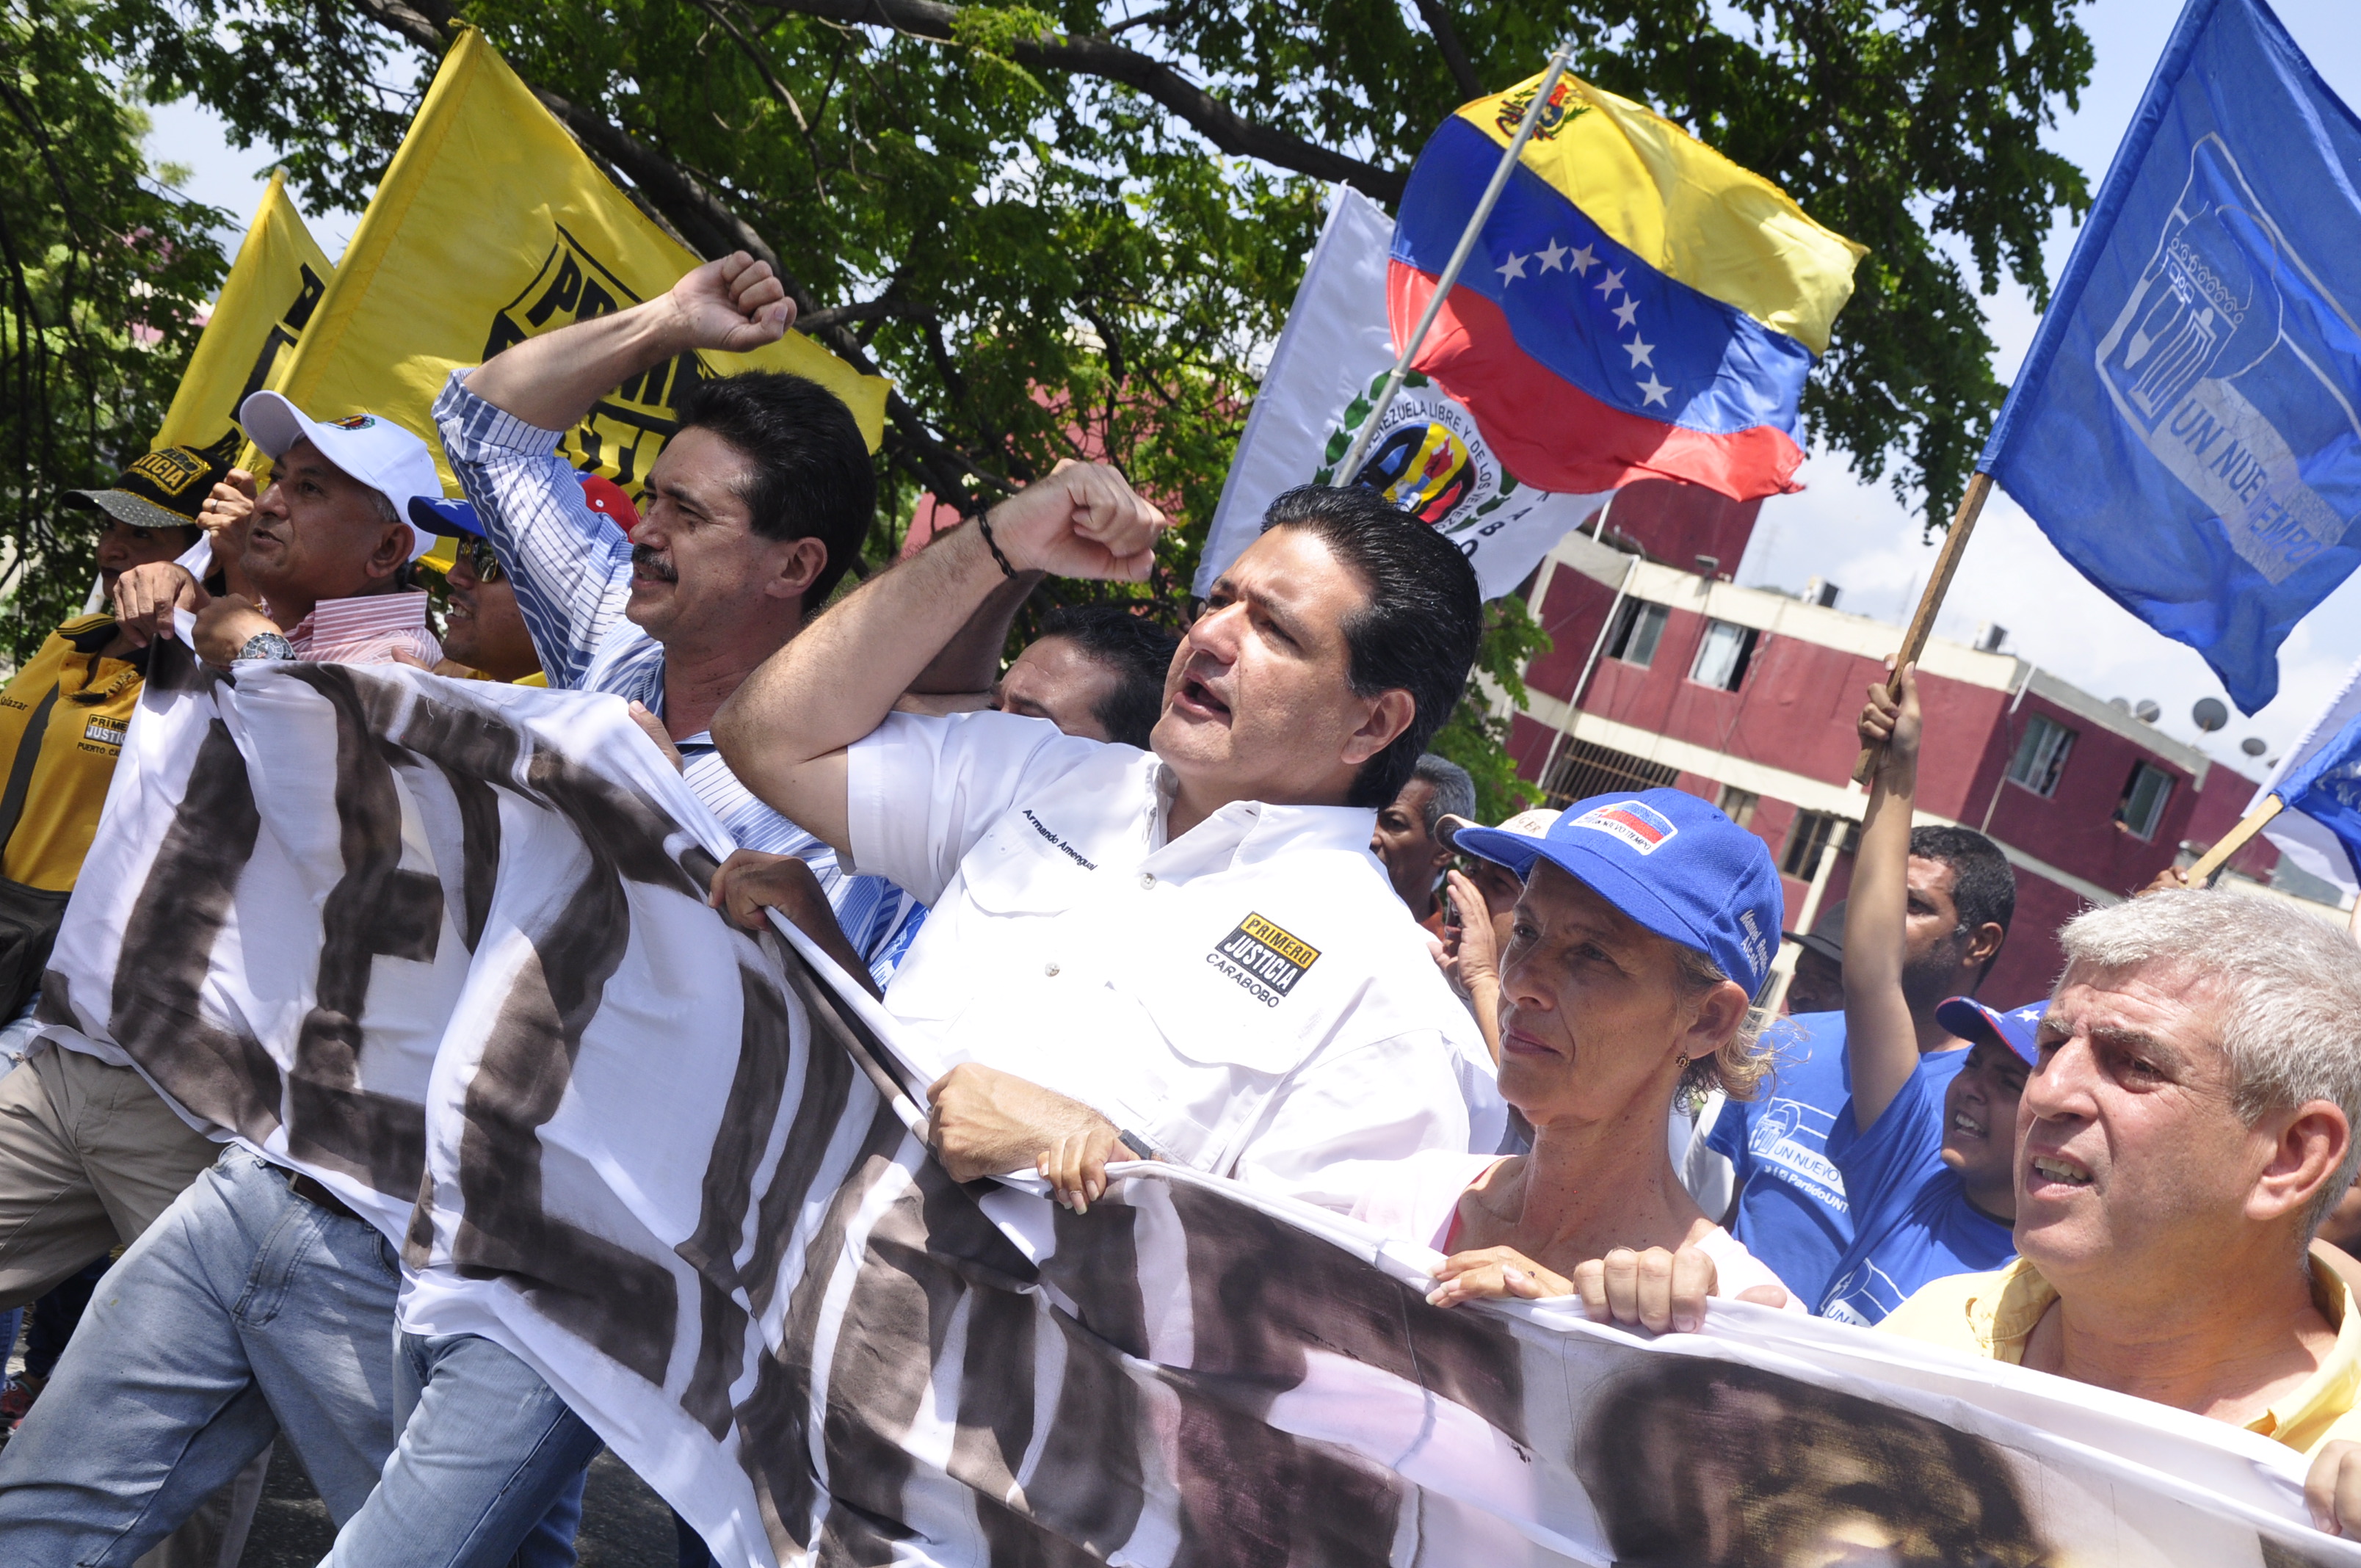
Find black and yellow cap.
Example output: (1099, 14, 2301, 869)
(62, 429, 239, 533)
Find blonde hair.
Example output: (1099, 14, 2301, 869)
(1671, 943, 1772, 1103)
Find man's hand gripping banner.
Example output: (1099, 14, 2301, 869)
(37, 650, 2361, 1567)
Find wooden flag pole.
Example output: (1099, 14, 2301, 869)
(1852, 471, 1996, 785)
(1333, 35, 1578, 489)
(2183, 795, 2285, 886)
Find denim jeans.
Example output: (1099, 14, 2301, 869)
(0, 1147, 400, 1565)
(321, 1332, 599, 1568)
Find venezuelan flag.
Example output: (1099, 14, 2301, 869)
(1389, 73, 1865, 500)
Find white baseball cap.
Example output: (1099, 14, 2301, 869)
(239, 391, 445, 562)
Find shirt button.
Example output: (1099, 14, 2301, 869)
(1043, 961, 1061, 978)
(1138, 872, 1156, 890)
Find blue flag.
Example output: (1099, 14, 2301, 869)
(2274, 707, 2361, 879)
(1984, 0, 2361, 714)
(2255, 652, 2361, 883)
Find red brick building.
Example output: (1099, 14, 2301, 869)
(1504, 511, 2283, 1006)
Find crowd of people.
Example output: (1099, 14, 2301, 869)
(0, 250, 2357, 1564)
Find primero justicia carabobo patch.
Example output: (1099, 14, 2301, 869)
(1206, 913, 1321, 1007)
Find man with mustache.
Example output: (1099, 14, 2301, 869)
(0, 397, 454, 1564)
(431, 255, 924, 995)
(218, 252, 949, 1568)
(714, 476, 1507, 1216)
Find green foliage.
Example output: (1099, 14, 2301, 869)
(0, 0, 228, 658)
(59, 0, 2092, 785)
(1429, 596, 1552, 824)
(949, 6, 1058, 99)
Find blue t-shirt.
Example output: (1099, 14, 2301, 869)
(1816, 1048, 2016, 1325)
(1704, 1012, 1853, 1307)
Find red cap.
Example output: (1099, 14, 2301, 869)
(579, 473, 642, 535)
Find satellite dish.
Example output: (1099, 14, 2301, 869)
(2241, 737, 2268, 758)
(2108, 697, 2131, 712)
(2134, 699, 2161, 723)
(2193, 697, 2229, 733)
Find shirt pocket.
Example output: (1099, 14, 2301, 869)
(1121, 901, 1337, 1079)
(957, 811, 1102, 917)
(883, 814, 1100, 1026)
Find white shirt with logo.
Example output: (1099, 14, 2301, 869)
(848, 711, 1506, 1203)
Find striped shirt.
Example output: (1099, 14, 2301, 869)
(432, 373, 922, 986)
(281, 590, 443, 668)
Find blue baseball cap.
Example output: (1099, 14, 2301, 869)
(1934, 997, 2045, 1067)
(409, 473, 639, 542)
(409, 494, 485, 539)
(1453, 788, 1782, 997)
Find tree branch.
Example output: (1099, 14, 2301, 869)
(761, 0, 1405, 200)
(345, 0, 997, 507)
(799, 297, 937, 330)
(1408, 0, 1482, 102)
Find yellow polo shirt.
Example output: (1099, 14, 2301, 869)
(0, 616, 148, 891)
(1881, 1244, 2361, 1456)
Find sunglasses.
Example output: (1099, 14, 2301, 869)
(458, 538, 504, 584)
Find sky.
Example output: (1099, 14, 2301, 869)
(138, 1, 2361, 778)
(1733, 0, 2361, 785)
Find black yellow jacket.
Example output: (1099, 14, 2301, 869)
(0, 614, 148, 891)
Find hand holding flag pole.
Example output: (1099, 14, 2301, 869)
(1331, 35, 1578, 488)
(1849, 471, 1995, 785)
(2180, 795, 2285, 885)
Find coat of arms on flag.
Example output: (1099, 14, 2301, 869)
(1197, 188, 1617, 602)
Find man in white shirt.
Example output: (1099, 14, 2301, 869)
(112, 391, 446, 670)
(716, 465, 1507, 1212)
(0, 396, 456, 1567)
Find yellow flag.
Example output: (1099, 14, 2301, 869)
(272, 27, 888, 511)
(154, 170, 335, 453)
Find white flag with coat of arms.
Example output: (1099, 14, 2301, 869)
(1196, 186, 1615, 600)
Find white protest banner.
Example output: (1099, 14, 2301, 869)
(39, 647, 2361, 1567)
(1199, 186, 1614, 602)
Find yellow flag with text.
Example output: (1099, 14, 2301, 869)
(155, 170, 334, 453)
(272, 28, 887, 504)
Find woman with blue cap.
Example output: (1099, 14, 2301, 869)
(1339, 789, 1802, 1328)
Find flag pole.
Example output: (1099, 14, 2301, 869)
(2183, 795, 2285, 886)
(1850, 471, 1995, 784)
(1332, 35, 1579, 488)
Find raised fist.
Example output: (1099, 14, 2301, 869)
(979, 460, 1167, 583)
(667, 253, 796, 355)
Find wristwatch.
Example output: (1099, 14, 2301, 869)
(235, 631, 297, 664)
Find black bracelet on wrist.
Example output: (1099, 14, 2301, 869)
(973, 509, 1019, 580)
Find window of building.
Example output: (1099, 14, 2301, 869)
(1782, 810, 1854, 879)
(1606, 600, 1669, 668)
(2006, 713, 2076, 797)
(1540, 738, 1680, 809)
(2116, 761, 2175, 841)
(1689, 619, 1760, 692)
(1716, 785, 1760, 830)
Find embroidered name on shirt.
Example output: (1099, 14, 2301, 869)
(1020, 810, 1098, 871)
(1207, 913, 1321, 1007)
